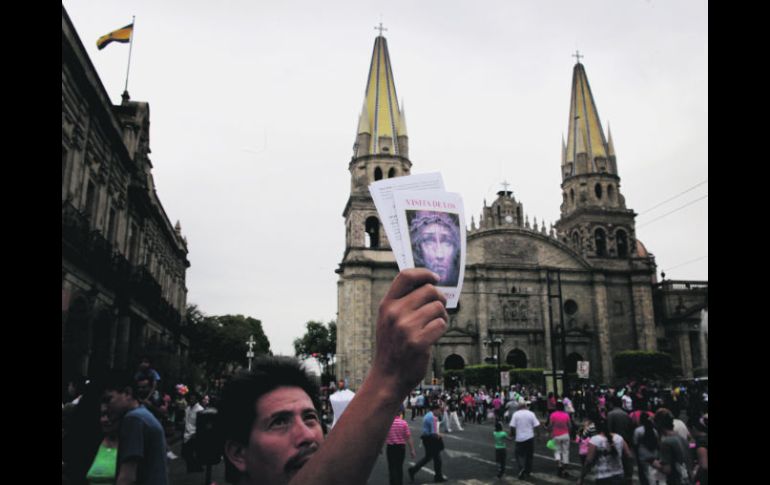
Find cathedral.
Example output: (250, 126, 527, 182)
(336, 32, 707, 388)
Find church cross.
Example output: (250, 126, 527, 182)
(375, 22, 388, 36)
(501, 180, 511, 193)
(573, 50, 584, 64)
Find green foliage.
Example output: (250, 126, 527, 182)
(463, 364, 513, 388)
(508, 368, 546, 387)
(185, 304, 271, 382)
(443, 369, 464, 388)
(294, 320, 337, 379)
(613, 351, 673, 380)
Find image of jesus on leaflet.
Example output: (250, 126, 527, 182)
(408, 210, 461, 287)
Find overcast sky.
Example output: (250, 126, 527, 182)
(64, 0, 708, 356)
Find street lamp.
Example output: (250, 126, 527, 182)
(482, 330, 504, 391)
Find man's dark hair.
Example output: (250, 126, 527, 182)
(103, 369, 137, 396)
(218, 356, 321, 446)
(654, 408, 675, 431)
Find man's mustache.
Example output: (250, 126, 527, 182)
(284, 443, 320, 473)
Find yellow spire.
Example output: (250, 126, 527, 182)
(359, 33, 403, 155)
(607, 122, 616, 157)
(565, 58, 608, 169)
(357, 102, 371, 134)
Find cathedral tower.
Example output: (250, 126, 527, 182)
(555, 58, 636, 261)
(336, 31, 410, 388)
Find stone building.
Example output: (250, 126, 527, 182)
(62, 6, 190, 389)
(336, 33, 706, 388)
(653, 279, 708, 378)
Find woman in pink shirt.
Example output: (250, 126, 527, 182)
(385, 411, 416, 485)
(548, 401, 574, 478)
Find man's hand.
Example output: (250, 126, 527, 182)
(371, 269, 449, 398)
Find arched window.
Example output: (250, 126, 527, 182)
(374, 167, 383, 181)
(616, 230, 629, 258)
(365, 217, 380, 248)
(506, 349, 528, 368)
(607, 184, 615, 202)
(595, 228, 607, 257)
(570, 188, 575, 204)
(388, 167, 397, 178)
(444, 354, 465, 370)
(595, 183, 603, 199)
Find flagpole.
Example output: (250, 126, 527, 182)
(123, 16, 136, 99)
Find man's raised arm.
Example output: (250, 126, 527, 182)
(289, 269, 448, 485)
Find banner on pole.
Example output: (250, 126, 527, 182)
(577, 361, 590, 379)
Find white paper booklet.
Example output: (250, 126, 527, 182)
(368, 173, 445, 269)
(393, 191, 466, 309)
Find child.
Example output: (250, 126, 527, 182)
(576, 417, 597, 466)
(493, 421, 513, 478)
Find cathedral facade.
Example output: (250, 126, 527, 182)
(336, 33, 673, 388)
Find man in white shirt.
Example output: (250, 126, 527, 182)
(622, 393, 633, 412)
(509, 401, 540, 479)
(182, 392, 205, 472)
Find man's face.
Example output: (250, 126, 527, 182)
(418, 223, 458, 285)
(135, 379, 152, 400)
(232, 386, 324, 485)
(99, 403, 119, 434)
(102, 389, 133, 422)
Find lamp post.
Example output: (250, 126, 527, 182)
(483, 330, 504, 391)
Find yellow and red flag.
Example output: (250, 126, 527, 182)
(96, 23, 133, 50)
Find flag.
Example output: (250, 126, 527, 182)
(96, 23, 133, 50)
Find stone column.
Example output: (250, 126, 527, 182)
(631, 277, 657, 351)
(476, 269, 488, 365)
(591, 273, 612, 383)
(540, 270, 554, 372)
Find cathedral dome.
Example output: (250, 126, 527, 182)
(636, 239, 649, 257)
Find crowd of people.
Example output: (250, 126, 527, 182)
(62, 270, 708, 485)
(376, 377, 708, 485)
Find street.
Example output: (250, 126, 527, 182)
(167, 414, 641, 485)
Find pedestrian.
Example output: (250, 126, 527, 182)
(509, 400, 540, 480)
(409, 402, 447, 483)
(651, 408, 693, 485)
(492, 421, 512, 478)
(607, 397, 635, 485)
(576, 415, 597, 467)
(102, 369, 169, 485)
(385, 410, 416, 485)
(182, 391, 205, 473)
(577, 417, 632, 485)
(691, 412, 708, 485)
(85, 402, 120, 484)
(633, 412, 660, 485)
(447, 398, 464, 432)
(548, 401, 573, 478)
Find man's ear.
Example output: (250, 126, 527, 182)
(224, 440, 249, 473)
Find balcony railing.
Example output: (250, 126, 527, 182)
(63, 201, 183, 328)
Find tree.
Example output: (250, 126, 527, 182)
(294, 320, 336, 383)
(186, 304, 272, 384)
(613, 351, 673, 381)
